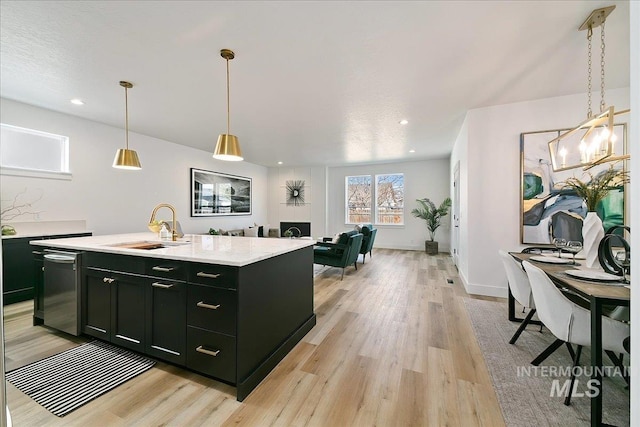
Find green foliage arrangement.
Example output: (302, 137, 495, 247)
(560, 164, 629, 212)
(411, 197, 452, 241)
(208, 228, 220, 235)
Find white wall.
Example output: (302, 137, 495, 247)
(326, 160, 451, 251)
(267, 166, 327, 237)
(0, 98, 269, 235)
(451, 87, 631, 297)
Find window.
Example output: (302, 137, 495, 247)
(375, 173, 404, 224)
(345, 173, 404, 225)
(0, 123, 70, 178)
(345, 175, 372, 223)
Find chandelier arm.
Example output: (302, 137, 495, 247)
(600, 20, 606, 113)
(586, 26, 592, 118)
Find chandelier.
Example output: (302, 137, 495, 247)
(547, 5, 629, 172)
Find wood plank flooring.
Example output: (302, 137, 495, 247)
(3, 249, 505, 426)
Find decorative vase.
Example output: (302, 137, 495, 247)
(582, 212, 605, 269)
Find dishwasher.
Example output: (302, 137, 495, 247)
(43, 249, 83, 336)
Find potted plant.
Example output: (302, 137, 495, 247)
(411, 197, 452, 254)
(559, 164, 629, 268)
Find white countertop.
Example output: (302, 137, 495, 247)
(30, 232, 316, 267)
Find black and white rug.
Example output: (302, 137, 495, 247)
(6, 340, 155, 417)
(463, 298, 629, 427)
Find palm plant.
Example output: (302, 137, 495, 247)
(560, 164, 629, 212)
(411, 197, 452, 241)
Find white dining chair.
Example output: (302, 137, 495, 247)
(499, 250, 538, 344)
(522, 260, 630, 405)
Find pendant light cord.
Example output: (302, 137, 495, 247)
(124, 85, 130, 149)
(226, 57, 231, 135)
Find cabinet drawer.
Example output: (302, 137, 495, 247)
(145, 259, 186, 281)
(186, 326, 236, 383)
(85, 252, 145, 274)
(187, 284, 236, 335)
(189, 263, 237, 289)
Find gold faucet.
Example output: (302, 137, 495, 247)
(149, 203, 178, 241)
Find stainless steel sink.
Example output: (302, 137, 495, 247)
(107, 240, 190, 250)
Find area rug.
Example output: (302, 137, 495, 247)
(463, 298, 629, 427)
(6, 340, 155, 417)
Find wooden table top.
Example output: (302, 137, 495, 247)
(510, 252, 630, 302)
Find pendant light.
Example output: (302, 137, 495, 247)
(213, 49, 243, 161)
(547, 5, 629, 172)
(113, 81, 142, 170)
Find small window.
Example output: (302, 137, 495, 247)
(1, 123, 70, 178)
(375, 173, 404, 225)
(345, 175, 372, 223)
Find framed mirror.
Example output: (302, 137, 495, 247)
(190, 168, 251, 216)
(520, 124, 627, 244)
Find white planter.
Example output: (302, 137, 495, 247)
(582, 212, 605, 268)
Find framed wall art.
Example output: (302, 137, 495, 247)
(520, 124, 627, 244)
(190, 168, 251, 216)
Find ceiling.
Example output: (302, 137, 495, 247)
(0, 1, 631, 168)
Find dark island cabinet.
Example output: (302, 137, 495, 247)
(145, 278, 186, 365)
(74, 245, 316, 402)
(83, 268, 113, 340)
(82, 252, 186, 360)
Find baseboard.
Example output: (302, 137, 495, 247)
(457, 269, 507, 298)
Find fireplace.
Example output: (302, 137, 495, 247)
(279, 222, 311, 237)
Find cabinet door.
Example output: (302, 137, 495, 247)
(146, 279, 186, 365)
(2, 237, 39, 304)
(82, 268, 112, 339)
(111, 272, 146, 352)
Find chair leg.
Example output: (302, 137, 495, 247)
(605, 350, 630, 387)
(509, 308, 536, 344)
(564, 345, 583, 406)
(532, 338, 565, 366)
(341, 268, 345, 281)
(564, 342, 576, 361)
(362, 253, 366, 264)
(354, 261, 358, 270)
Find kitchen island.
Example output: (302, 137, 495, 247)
(31, 233, 316, 401)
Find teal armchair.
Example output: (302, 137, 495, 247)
(358, 224, 377, 263)
(313, 231, 364, 280)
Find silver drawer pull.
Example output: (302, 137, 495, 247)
(152, 266, 175, 272)
(195, 346, 220, 357)
(196, 271, 221, 279)
(152, 282, 174, 289)
(196, 301, 221, 310)
(103, 277, 114, 283)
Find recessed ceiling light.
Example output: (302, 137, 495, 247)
(399, 119, 408, 125)
(409, 149, 415, 153)
(277, 161, 283, 165)
(70, 99, 84, 105)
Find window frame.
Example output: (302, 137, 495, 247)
(345, 173, 405, 226)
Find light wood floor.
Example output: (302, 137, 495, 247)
(3, 249, 506, 426)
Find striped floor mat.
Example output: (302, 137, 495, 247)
(6, 340, 156, 417)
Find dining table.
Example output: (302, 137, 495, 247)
(509, 252, 630, 427)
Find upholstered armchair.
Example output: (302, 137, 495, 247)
(357, 224, 377, 263)
(314, 231, 364, 280)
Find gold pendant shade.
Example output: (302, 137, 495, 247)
(213, 49, 243, 161)
(214, 134, 242, 161)
(113, 80, 142, 170)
